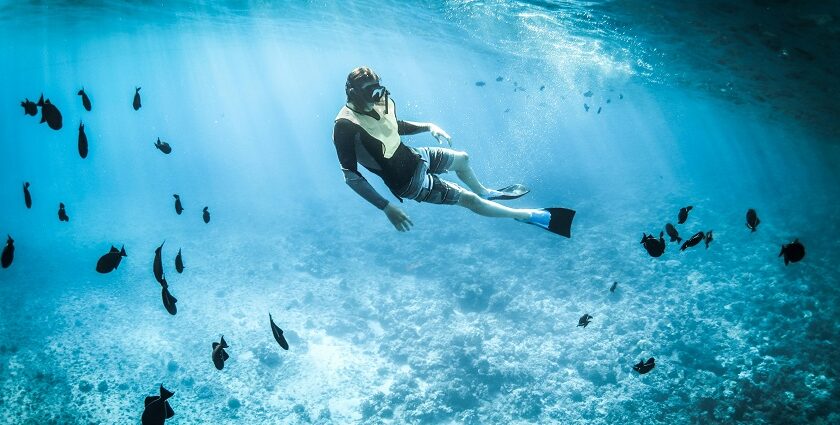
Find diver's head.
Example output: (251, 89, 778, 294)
(346, 66, 388, 111)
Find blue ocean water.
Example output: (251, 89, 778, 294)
(1, 1, 839, 423)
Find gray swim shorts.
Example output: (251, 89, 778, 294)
(398, 147, 465, 205)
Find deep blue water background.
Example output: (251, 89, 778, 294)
(1, 1, 839, 424)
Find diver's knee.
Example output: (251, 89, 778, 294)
(458, 151, 469, 165)
(452, 151, 470, 171)
(457, 191, 480, 208)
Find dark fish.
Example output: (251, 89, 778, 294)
(96, 245, 127, 273)
(58, 203, 69, 222)
(161, 284, 177, 315)
(633, 357, 655, 374)
(173, 195, 183, 215)
(20, 98, 37, 116)
(583, 90, 593, 97)
(212, 336, 229, 370)
(495, 76, 503, 82)
(141, 385, 175, 425)
(609, 281, 618, 293)
(704, 230, 714, 249)
(154, 138, 172, 154)
(203, 207, 210, 224)
(597, 106, 602, 114)
(677, 206, 693, 224)
(680, 231, 705, 251)
(665, 223, 682, 243)
(77, 88, 91, 111)
(641, 232, 666, 258)
(606, 98, 611, 103)
(133, 87, 142, 110)
(174, 249, 184, 273)
(619, 93, 624, 99)
(584, 103, 590, 112)
(36, 94, 63, 130)
(539, 85, 545, 91)
(475, 81, 485, 87)
(746, 209, 760, 232)
(269, 313, 289, 350)
(153, 241, 165, 284)
(577, 314, 593, 328)
(23, 182, 32, 209)
(78, 121, 88, 159)
(779, 239, 805, 265)
(1, 236, 14, 269)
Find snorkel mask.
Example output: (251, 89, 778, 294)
(362, 83, 388, 104)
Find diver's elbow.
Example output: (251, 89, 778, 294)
(342, 169, 364, 183)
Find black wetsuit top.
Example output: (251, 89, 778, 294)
(333, 108, 426, 208)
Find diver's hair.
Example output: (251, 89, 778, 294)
(345, 66, 380, 108)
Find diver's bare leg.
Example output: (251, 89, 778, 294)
(449, 151, 493, 197)
(456, 191, 534, 219)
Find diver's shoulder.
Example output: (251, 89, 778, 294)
(334, 117, 358, 130)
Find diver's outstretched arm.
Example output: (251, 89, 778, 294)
(398, 120, 451, 146)
(343, 169, 390, 210)
(343, 170, 413, 232)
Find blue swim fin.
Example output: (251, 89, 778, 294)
(518, 207, 575, 238)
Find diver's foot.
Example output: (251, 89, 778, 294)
(516, 209, 551, 226)
(481, 184, 530, 201)
(481, 189, 504, 199)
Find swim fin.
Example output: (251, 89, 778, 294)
(518, 207, 576, 238)
(485, 184, 530, 201)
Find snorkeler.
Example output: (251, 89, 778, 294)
(333, 66, 574, 237)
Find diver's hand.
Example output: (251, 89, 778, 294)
(428, 124, 452, 147)
(383, 203, 413, 232)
